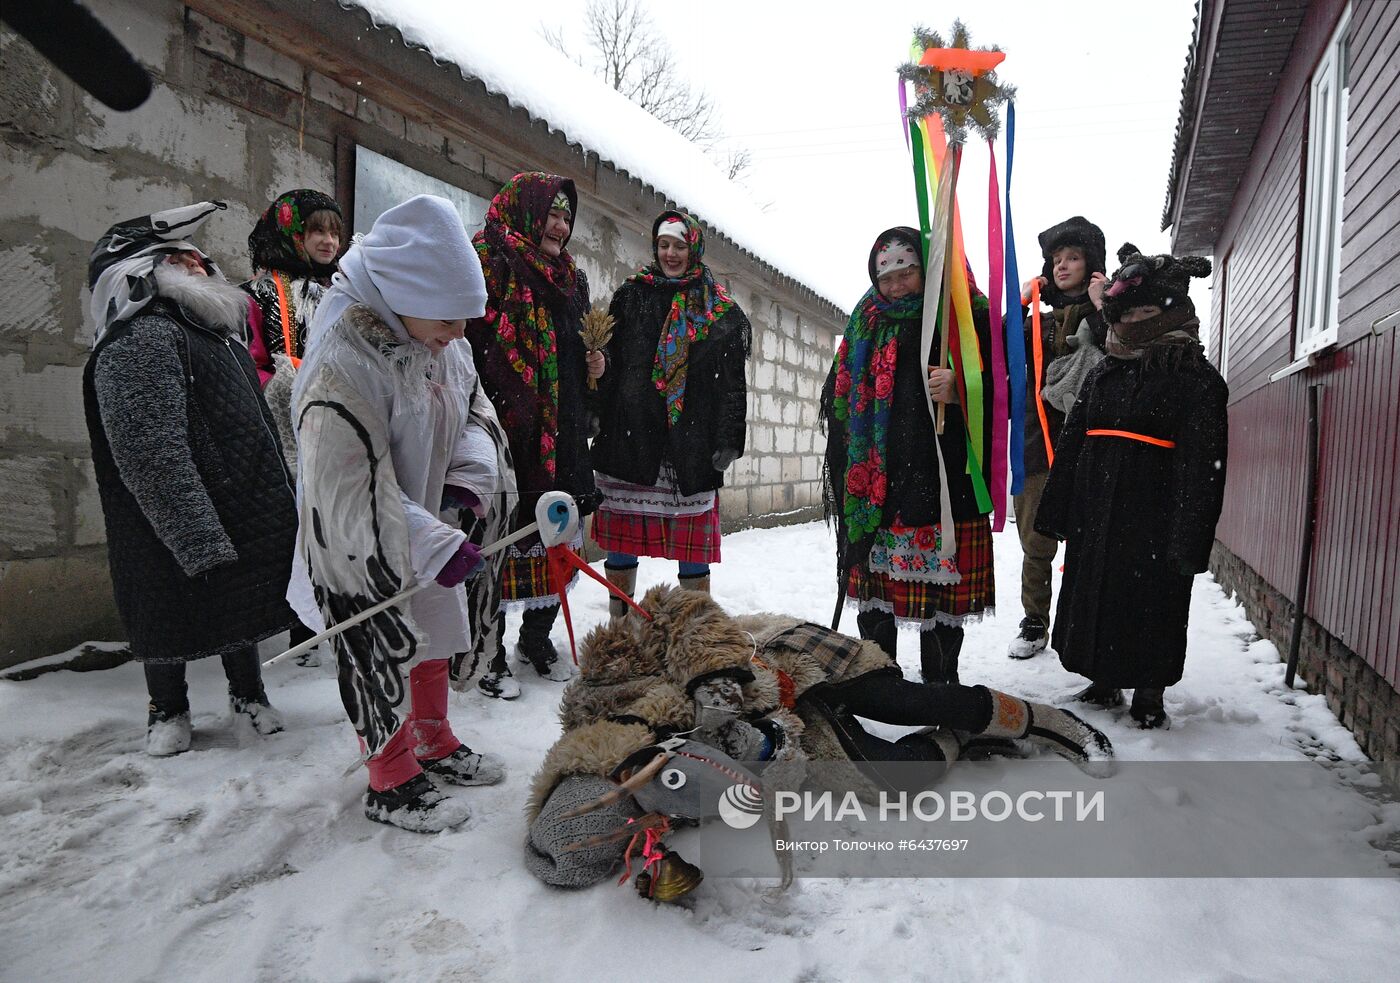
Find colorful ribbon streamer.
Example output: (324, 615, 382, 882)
(986, 142, 1008, 531)
(1003, 103, 1028, 495)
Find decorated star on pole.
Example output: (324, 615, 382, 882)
(899, 21, 1015, 146)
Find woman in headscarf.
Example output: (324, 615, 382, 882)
(241, 189, 344, 664)
(821, 227, 996, 687)
(466, 172, 602, 697)
(590, 210, 750, 616)
(287, 194, 507, 832)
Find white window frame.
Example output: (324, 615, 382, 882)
(1220, 252, 1234, 382)
(1296, 7, 1351, 357)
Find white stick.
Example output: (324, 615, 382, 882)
(263, 518, 542, 668)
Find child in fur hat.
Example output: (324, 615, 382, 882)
(1009, 215, 1108, 661)
(1035, 244, 1228, 728)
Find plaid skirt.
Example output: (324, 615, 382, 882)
(501, 533, 579, 605)
(591, 504, 722, 563)
(846, 516, 994, 625)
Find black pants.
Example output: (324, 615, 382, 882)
(807, 670, 994, 762)
(144, 645, 264, 716)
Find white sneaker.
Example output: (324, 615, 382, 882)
(146, 712, 192, 756)
(1007, 617, 1049, 659)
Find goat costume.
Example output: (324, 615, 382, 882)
(84, 201, 298, 665)
(286, 195, 508, 810)
(525, 586, 1114, 895)
(1036, 245, 1226, 719)
(84, 200, 294, 750)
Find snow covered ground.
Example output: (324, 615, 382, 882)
(3, 522, 1397, 983)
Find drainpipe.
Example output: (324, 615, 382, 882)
(1285, 382, 1324, 689)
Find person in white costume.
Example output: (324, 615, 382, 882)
(287, 194, 513, 832)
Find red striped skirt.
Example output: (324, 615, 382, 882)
(846, 516, 994, 623)
(591, 503, 722, 564)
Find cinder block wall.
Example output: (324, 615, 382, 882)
(0, 0, 846, 667)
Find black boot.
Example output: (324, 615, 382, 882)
(1129, 687, 1171, 730)
(919, 624, 963, 686)
(856, 609, 897, 661)
(477, 612, 520, 699)
(1074, 680, 1125, 708)
(516, 604, 573, 681)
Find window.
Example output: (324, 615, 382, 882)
(1296, 8, 1350, 357)
(1220, 252, 1234, 382)
(353, 145, 489, 235)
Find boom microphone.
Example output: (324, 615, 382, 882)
(2, 0, 152, 112)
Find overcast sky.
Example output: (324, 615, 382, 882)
(530, 0, 1205, 314)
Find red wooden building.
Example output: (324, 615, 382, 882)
(1164, 0, 1398, 759)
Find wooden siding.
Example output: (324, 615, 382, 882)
(1338, 0, 1400, 342)
(1207, 0, 1400, 691)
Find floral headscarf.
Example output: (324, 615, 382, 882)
(624, 210, 733, 426)
(247, 189, 342, 279)
(471, 172, 581, 480)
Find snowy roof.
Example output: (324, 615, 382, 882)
(345, 0, 845, 310)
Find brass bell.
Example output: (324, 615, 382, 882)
(635, 848, 704, 902)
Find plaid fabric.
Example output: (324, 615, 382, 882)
(847, 517, 994, 621)
(501, 536, 578, 603)
(591, 502, 721, 563)
(765, 622, 867, 685)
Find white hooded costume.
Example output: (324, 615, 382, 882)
(286, 194, 513, 755)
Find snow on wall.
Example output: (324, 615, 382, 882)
(345, 0, 844, 307)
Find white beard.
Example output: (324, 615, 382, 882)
(154, 262, 250, 336)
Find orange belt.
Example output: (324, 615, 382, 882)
(1086, 429, 1176, 449)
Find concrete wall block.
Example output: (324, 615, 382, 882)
(718, 487, 748, 525)
(405, 117, 446, 154)
(774, 428, 796, 454)
(0, 551, 125, 667)
(84, 83, 249, 185)
(0, 244, 62, 339)
(72, 459, 106, 547)
(357, 97, 405, 140)
(187, 8, 240, 63)
(758, 393, 780, 424)
(750, 424, 773, 454)
(446, 136, 486, 173)
(759, 328, 780, 362)
(264, 138, 336, 208)
(780, 457, 801, 484)
(0, 456, 62, 554)
(781, 399, 799, 426)
(99, 0, 180, 75)
(753, 360, 775, 391)
(0, 355, 88, 447)
(0, 29, 66, 136)
(748, 484, 773, 517)
(775, 366, 794, 393)
(308, 72, 358, 116)
(241, 37, 304, 91)
(801, 456, 820, 481)
(759, 456, 780, 484)
(730, 455, 755, 483)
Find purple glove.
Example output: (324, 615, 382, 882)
(441, 485, 481, 512)
(435, 541, 484, 588)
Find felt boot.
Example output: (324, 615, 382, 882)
(980, 689, 1116, 777)
(605, 563, 638, 622)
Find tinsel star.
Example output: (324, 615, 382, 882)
(899, 20, 1016, 146)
